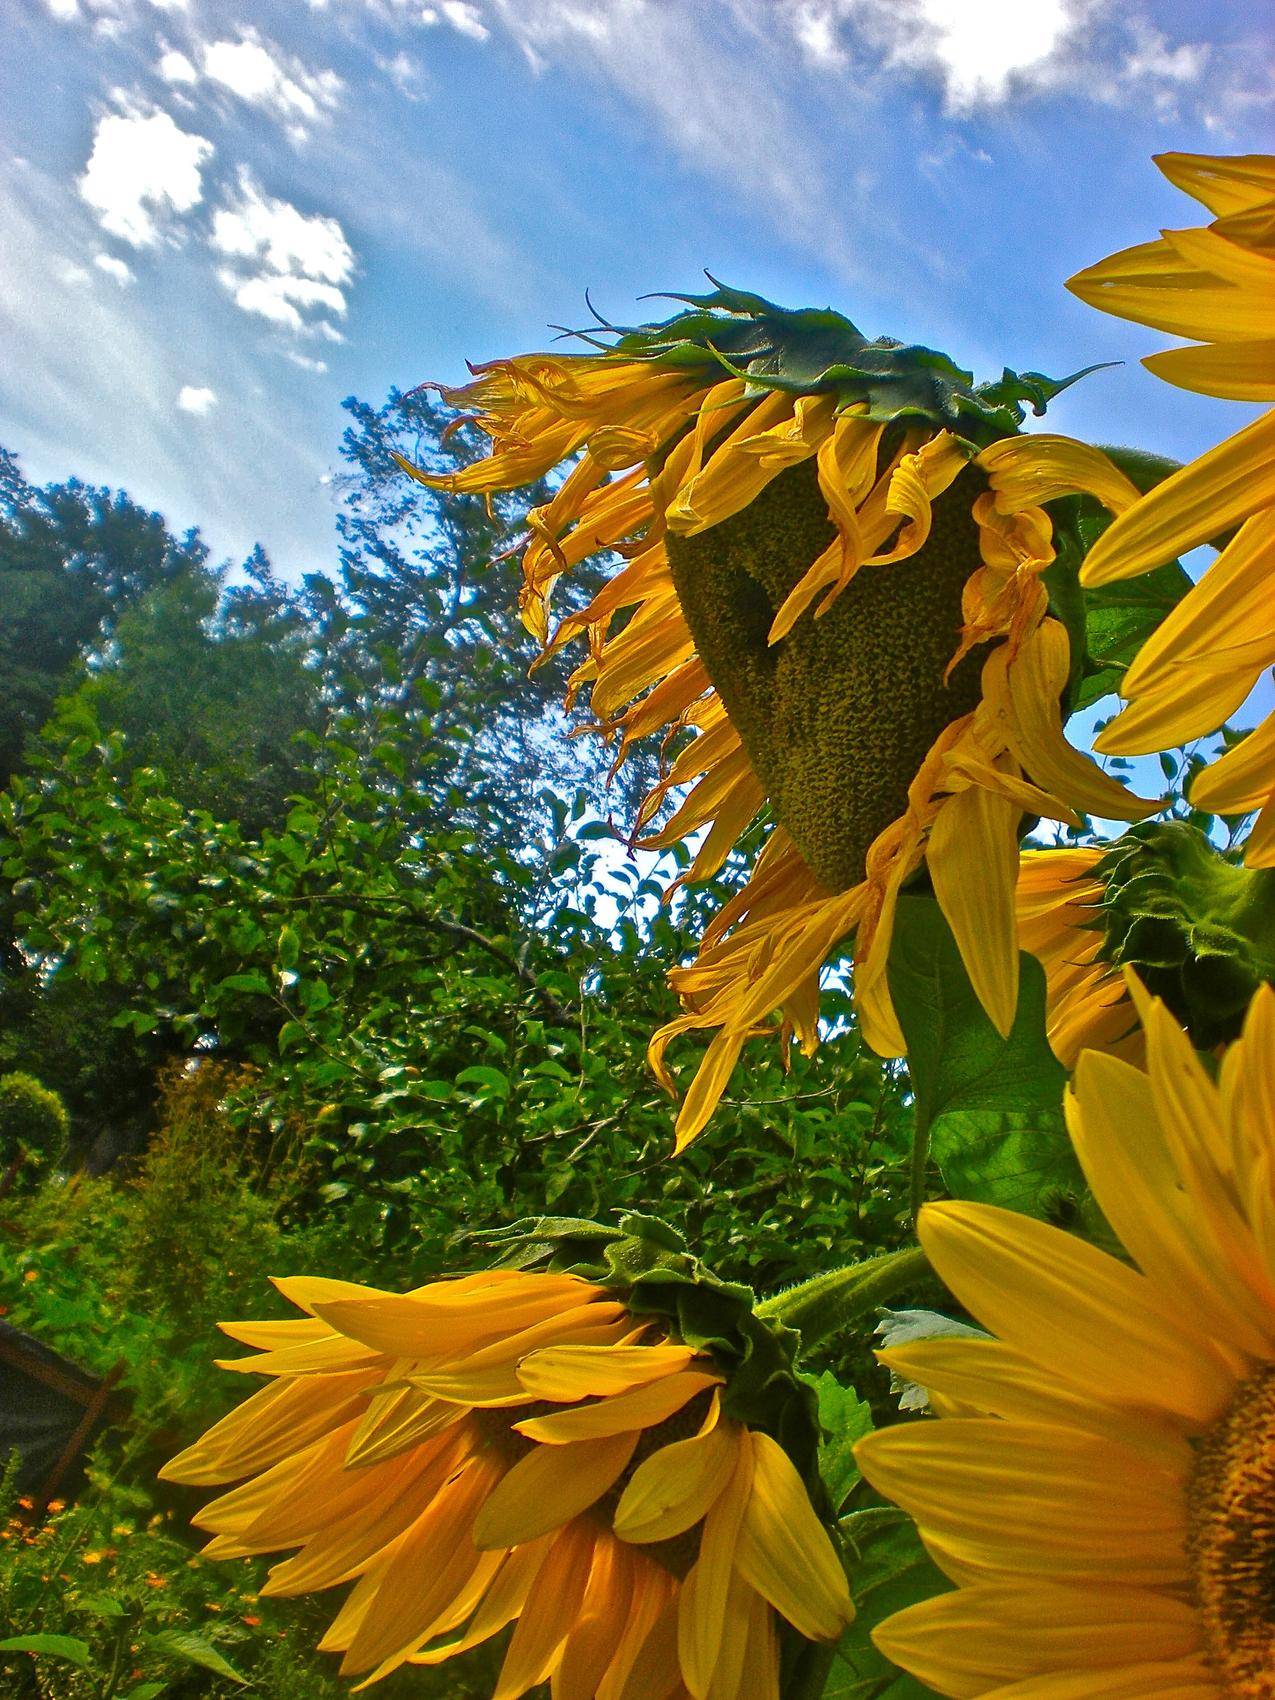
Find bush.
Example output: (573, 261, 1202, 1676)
(0, 1071, 69, 1170)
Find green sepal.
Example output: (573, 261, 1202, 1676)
(566, 279, 1107, 443)
(460, 1210, 825, 1495)
(1091, 822, 1275, 1049)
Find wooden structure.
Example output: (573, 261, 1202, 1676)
(0, 1324, 126, 1516)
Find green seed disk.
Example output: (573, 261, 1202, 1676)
(666, 454, 988, 891)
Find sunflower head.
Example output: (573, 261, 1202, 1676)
(402, 284, 1155, 1140)
(162, 1218, 851, 1695)
(853, 980, 1275, 1699)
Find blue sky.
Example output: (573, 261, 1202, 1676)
(2, 0, 1270, 576)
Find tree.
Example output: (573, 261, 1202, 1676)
(0, 448, 205, 791)
(309, 388, 656, 836)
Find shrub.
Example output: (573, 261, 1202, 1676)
(0, 1071, 69, 1170)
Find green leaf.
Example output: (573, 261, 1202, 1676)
(887, 895, 1080, 1216)
(71, 1592, 128, 1618)
(217, 971, 271, 996)
(277, 924, 301, 969)
(120, 1685, 168, 1700)
(144, 1629, 250, 1686)
(454, 1065, 511, 1098)
(822, 1509, 949, 1699)
(814, 1372, 874, 1513)
(0, 1635, 93, 1665)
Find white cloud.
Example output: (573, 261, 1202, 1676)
(773, 0, 1212, 114)
(45, 0, 81, 18)
(94, 251, 135, 283)
(157, 47, 198, 83)
(438, 0, 490, 41)
(209, 174, 355, 339)
(284, 350, 329, 373)
(78, 107, 212, 246)
(199, 32, 342, 136)
(177, 383, 217, 414)
(1120, 21, 1207, 87)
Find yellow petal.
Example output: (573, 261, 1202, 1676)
(334, 1455, 503, 1678)
(344, 1383, 464, 1468)
(493, 1520, 597, 1700)
(600, 1557, 677, 1700)
(1143, 336, 1275, 400)
(1190, 711, 1275, 816)
(516, 1342, 698, 1401)
(678, 1431, 753, 1700)
(1155, 149, 1275, 217)
(552, 1537, 633, 1700)
(855, 1419, 1189, 1586)
(472, 1430, 638, 1549)
(1080, 407, 1275, 585)
(262, 1426, 475, 1598)
(160, 1369, 377, 1486)
(611, 1586, 683, 1700)
(516, 1370, 722, 1444)
(613, 1397, 737, 1543)
(975, 1662, 1218, 1699)
(916, 1200, 1235, 1424)
(408, 1537, 553, 1666)
(1069, 1050, 1275, 1364)
(977, 436, 1140, 518)
(928, 782, 1021, 1039)
(871, 1580, 1202, 1699)
(1067, 235, 1275, 342)
(311, 1283, 607, 1358)
(734, 1432, 852, 1641)
(874, 1338, 1188, 1469)
(988, 623, 1159, 821)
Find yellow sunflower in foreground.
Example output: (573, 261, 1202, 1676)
(404, 284, 1156, 1144)
(1016, 820, 1275, 1067)
(162, 1226, 851, 1696)
(1068, 151, 1275, 865)
(855, 979, 1275, 1698)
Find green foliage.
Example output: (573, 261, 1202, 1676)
(886, 895, 1082, 1218)
(0, 1452, 490, 1699)
(0, 1071, 69, 1165)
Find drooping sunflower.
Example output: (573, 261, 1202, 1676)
(1068, 151, 1275, 865)
(854, 978, 1275, 1698)
(1017, 819, 1275, 1066)
(162, 1218, 852, 1696)
(402, 284, 1157, 1144)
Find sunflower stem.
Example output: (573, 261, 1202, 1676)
(755, 1246, 931, 1346)
(909, 1115, 930, 1221)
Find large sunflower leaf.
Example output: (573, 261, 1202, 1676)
(886, 895, 1081, 1217)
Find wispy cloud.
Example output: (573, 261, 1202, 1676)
(93, 251, 135, 283)
(421, 1, 491, 42)
(198, 31, 343, 139)
(78, 104, 212, 246)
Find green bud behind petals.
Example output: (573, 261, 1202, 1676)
(1094, 820, 1275, 1049)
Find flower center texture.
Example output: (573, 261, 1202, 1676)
(665, 455, 988, 892)
(1188, 1364, 1275, 1698)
